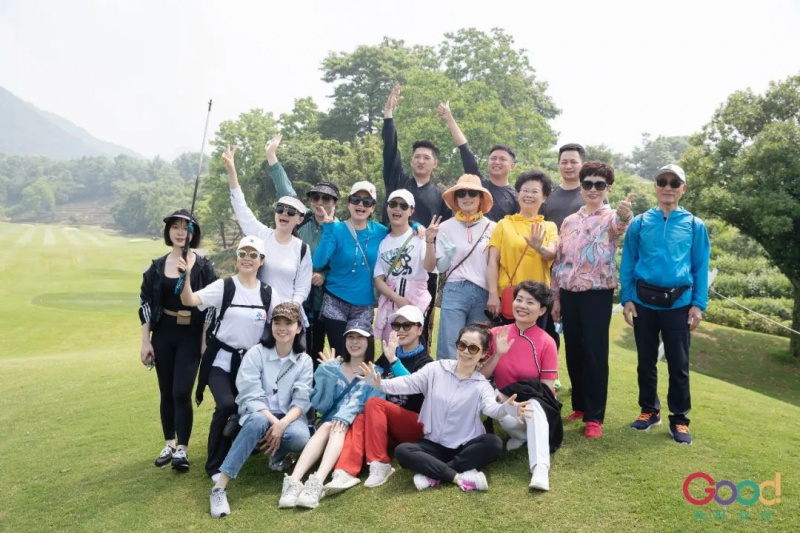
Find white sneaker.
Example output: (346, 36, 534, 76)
(210, 487, 230, 518)
(278, 476, 303, 508)
(154, 444, 175, 467)
(364, 462, 395, 488)
(171, 448, 189, 471)
(295, 475, 325, 509)
(529, 464, 550, 491)
(458, 469, 489, 491)
(324, 469, 361, 495)
(413, 473, 441, 491)
(211, 473, 221, 484)
(506, 437, 526, 451)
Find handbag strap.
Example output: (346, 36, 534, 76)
(502, 243, 529, 286)
(443, 220, 491, 283)
(329, 374, 360, 415)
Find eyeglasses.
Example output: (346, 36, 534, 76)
(391, 321, 420, 331)
(581, 180, 608, 191)
(310, 193, 335, 203)
(455, 190, 480, 199)
(655, 177, 683, 189)
(275, 204, 299, 217)
(237, 250, 261, 260)
(455, 340, 482, 355)
(348, 194, 377, 207)
(387, 200, 410, 211)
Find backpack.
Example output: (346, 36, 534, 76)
(211, 277, 273, 342)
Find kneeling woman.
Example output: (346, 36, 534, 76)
(278, 320, 384, 509)
(208, 302, 314, 518)
(178, 235, 272, 479)
(481, 281, 561, 491)
(360, 324, 529, 492)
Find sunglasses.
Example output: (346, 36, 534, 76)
(349, 194, 377, 207)
(237, 250, 261, 260)
(310, 193, 335, 203)
(275, 204, 299, 217)
(655, 177, 684, 189)
(391, 321, 420, 331)
(388, 200, 410, 211)
(455, 340, 482, 355)
(455, 190, 481, 199)
(581, 180, 608, 191)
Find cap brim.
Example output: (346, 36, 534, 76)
(344, 328, 372, 337)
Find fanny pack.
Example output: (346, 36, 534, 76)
(636, 280, 689, 308)
(163, 308, 192, 325)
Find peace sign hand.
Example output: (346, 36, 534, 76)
(525, 222, 546, 251)
(222, 145, 237, 174)
(617, 193, 634, 222)
(425, 215, 442, 242)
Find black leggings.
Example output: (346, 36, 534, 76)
(151, 318, 202, 446)
(395, 435, 502, 482)
(206, 367, 237, 476)
(305, 311, 327, 371)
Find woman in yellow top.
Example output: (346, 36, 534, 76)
(487, 170, 557, 324)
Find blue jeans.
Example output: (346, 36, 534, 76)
(219, 411, 310, 479)
(436, 280, 489, 360)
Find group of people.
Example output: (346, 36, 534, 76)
(137, 86, 711, 518)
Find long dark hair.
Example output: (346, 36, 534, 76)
(261, 318, 305, 354)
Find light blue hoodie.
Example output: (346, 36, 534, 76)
(311, 360, 385, 425)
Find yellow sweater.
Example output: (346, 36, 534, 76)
(488, 214, 558, 292)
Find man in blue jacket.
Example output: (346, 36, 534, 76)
(620, 164, 710, 445)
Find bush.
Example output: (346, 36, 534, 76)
(705, 298, 792, 338)
(713, 272, 794, 299)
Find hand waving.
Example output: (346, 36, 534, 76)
(317, 347, 341, 366)
(525, 222, 546, 251)
(383, 85, 403, 118)
(495, 327, 515, 357)
(265, 133, 282, 163)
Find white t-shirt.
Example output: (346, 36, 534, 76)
(374, 228, 428, 282)
(196, 276, 268, 372)
(436, 218, 496, 290)
(260, 233, 312, 322)
(265, 357, 290, 414)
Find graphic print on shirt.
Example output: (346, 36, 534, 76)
(380, 243, 416, 277)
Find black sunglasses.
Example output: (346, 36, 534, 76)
(455, 340, 482, 355)
(349, 194, 377, 207)
(656, 177, 684, 189)
(309, 193, 336, 203)
(391, 321, 420, 331)
(581, 180, 608, 191)
(455, 190, 481, 199)
(236, 250, 261, 260)
(387, 200, 410, 211)
(275, 204, 299, 217)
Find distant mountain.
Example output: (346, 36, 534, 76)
(0, 86, 141, 159)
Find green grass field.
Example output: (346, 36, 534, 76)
(1, 221, 798, 532)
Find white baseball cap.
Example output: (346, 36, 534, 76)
(654, 164, 687, 184)
(387, 189, 415, 208)
(388, 305, 425, 325)
(350, 181, 377, 200)
(275, 196, 307, 215)
(237, 235, 266, 256)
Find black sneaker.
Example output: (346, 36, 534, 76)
(154, 444, 175, 467)
(630, 411, 661, 431)
(172, 448, 190, 471)
(669, 423, 692, 445)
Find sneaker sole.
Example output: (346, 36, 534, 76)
(630, 420, 662, 432)
(172, 463, 190, 472)
(324, 479, 361, 495)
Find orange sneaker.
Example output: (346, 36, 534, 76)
(565, 411, 584, 422)
(584, 421, 603, 438)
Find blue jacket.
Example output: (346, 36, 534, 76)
(311, 360, 384, 425)
(620, 206, 710, 311)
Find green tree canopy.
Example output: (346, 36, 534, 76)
(631, 133, 690, 179)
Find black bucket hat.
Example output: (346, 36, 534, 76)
(163, 209, 201, 248)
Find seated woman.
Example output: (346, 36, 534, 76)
(373, 189, 431, 344)
(178, 236, 273, 480)
(480, 281, 561, 491)
(278, 320, 384, 510)
(360, 324, 529, 492)
(207, 302, 314, 518)
(324, 305, 433, 493)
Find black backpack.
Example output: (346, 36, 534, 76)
(212, 277, 273, 342)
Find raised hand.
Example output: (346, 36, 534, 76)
(265, 133, 282, 164)
(176, 251, 195, 274)
(317, 347, 340, 366)
(525, 222, 546, 251)
(425, 215, 442, 242)
(383, 85, 403, 118)
(357, 361, 381, 387)
(437, 101, 453, 122)
(617, 193, 633, 222)
(382, 331, 400, 363)
(320, 206, 335, 225)
(495, 327, 515, 356)
(221, 145, 237, 174)
(514, 399, 534, 423)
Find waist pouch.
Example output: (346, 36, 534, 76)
(636, 280, 689, 308)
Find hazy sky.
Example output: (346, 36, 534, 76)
(2, 0, 799, 159)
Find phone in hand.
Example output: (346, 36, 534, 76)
(145, 355, 155, 371)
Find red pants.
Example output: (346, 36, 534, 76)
(335, 397, 424, 476)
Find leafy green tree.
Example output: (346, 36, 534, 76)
(279, 98, 322, 140)
(585, 144, 630, 172)
(631, 133, 690, 179)
(681, 74, 800, 357)
(20, 178, 56, 215)
(172, 152, 209, 183)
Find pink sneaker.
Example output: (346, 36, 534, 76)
(565, 411, 584, 422)
(584, 421, 603, 438)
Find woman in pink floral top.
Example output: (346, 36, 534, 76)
(551, 161, 632, 439)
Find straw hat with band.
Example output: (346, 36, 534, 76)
(442, 174, 494, 215)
